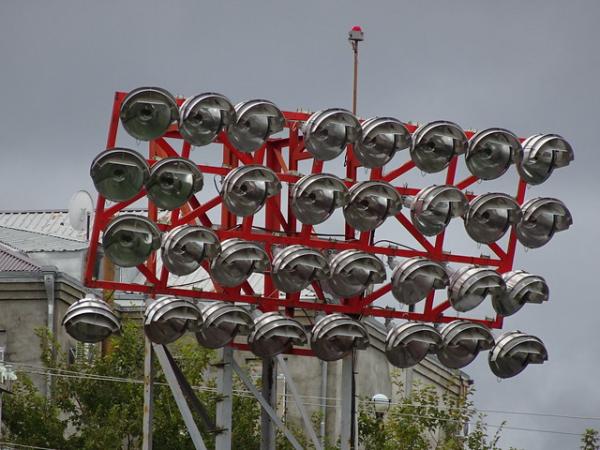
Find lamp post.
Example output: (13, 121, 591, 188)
(348, 25, 364, 115)
(372, 393, 391, 420)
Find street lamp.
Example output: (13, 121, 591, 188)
(371, 393, 391, 419)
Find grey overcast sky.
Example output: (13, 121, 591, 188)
(1, 1, 600, 449)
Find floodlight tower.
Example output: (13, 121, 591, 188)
(348, 25, 364, 115)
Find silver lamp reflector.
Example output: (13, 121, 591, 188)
(119, 87, 179, 141)
(310, 314, 369, 361)
(516, 134, 574, 185)
(436, 320, 494, 369)
(179, 93, 235, 146)
(221, 165, 281, 217)
(226, 100, 285, 152)
(325, 250, 386, 298)
(248, 312, 307, 358)
(195, 302, 253, 349)
(354, 117, 412, 168)
(144, 297, 201, 345)
(489, 331, 548, 378)
(291, 173, 348, 225)
(90, 148, 150, 202)
(449, 266, 506, 312)
(146, 158, 203, 210)
(102, 215, 161, 267)
(385, 322, 441, 368)
(343, 181, 403, 232)
(271, 245, 330, 293)
(491, 270, 549, 317)
(410, 121, 468, 173)
(161, 225, 220, 276)
(62, 295, 121, 343)
(391, 257, 449, 306)
(303, 109, 361, 161)
(463, 193, 522, 244)
(516, 197, 572, 248)
(210, 239, 269, 288)
(466, 128, 521, 180)
(409, 185, 467, 236)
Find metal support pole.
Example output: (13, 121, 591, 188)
(276, 355, 323, 450)
(215, 347, 233, 450)
(142, 334, 154, 450)
(340, 352, 356, 450)
(153, 344, 209, 450)
(261, 357, 277, 450)
(231, 359, 303, 450)
(352, 41, 358, 115)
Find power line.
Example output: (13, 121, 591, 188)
(0, 441, 58, 450)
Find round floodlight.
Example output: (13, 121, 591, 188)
(102, 215, 161, 267)
(437, 321, 494, 369)
(466, 128, 521, 180)
(248, 313, 307, 358)
(516, 134, 574, 185)
(310, 314, 369, 361)
(343, 181, 402, 232)
(449, 266, 505, 312)
(272, 245, 329, 293)
(391, 257, 449, 306)
(221, 165, 281, 217)
(179, 93, 235, 146)
(120, 87, 179, 141)
(62, 295, 120, 343)
(144, 297, 201, 344)
(410, 121, 468, 173)
(90, 148, 150, 202)
(146, 158, 203, 210)
(161, 225, 220, 276)
(491, 270, 549, 317)
(372, 394, 391, 416)
(489, 331, 548, 378)
(325, 250, 386, 298)
(195, 302, 253, 349)
(210, 239, 269, 287)
(464, 193, 521, 244)
(303, 109, 361, 161)
(291, 173, 348, 225)
(354, 117, 412, 168)
(516, 197, 572, 248)
(226, 100, 285, 152)
(409, 185, 467, 236)
(385, 322, 441, 368)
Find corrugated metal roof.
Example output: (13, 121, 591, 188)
(0, 210, 87, 241)
(0, 244, 42, 272)
(0, 226, 88, 253)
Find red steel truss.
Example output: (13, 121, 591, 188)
(84, 91, 528, 331)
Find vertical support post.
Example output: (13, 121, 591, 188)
(142, 331, 154, 450)
(261, 357, 277, 450)
(340, 352, 356, 450)
(215, 347, 233, 450)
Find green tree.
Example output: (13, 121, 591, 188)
(581, 428, 600, 450)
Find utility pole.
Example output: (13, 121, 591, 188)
(348, 25, 364, 115)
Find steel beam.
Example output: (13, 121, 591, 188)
(261, 357, 277, 450)
(215, 347, 233, 450)
(231, 359, 303, 450)
(153, 344, 208, 450)
(276, 355, 323, 450)
(142, 334, 154, 450)
(340, 352, 356, 450)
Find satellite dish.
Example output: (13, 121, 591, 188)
(385, 322, 441, 368)
(68, 190, 94, 233)
(310, 314, 370, 361)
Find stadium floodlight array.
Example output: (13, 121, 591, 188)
(72, 87, 575, 378)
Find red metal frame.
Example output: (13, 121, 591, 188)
(85, 91, 529, 337)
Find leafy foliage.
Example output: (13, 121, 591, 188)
(581, 428, 600, 450)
